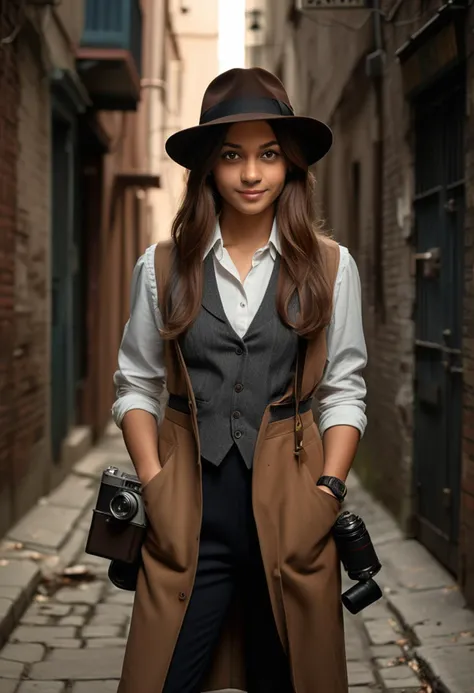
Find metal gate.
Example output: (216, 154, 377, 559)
(413, 71, 465, 573)
(51, 109, 81, 462)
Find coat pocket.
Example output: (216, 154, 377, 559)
(142, 422, 178, 549)
(301, 458, 341, 531)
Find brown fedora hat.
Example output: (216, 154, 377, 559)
(165, 67, 333, 170)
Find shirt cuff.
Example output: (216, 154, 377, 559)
(318, 404, 367, 438)
(111, 393, 164, 429)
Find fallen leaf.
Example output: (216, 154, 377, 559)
(34, 594, 49, 603)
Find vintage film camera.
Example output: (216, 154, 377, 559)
(333, 510, 383, 614)
(85, 466, 146, 590)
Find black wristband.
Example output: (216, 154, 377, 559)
(316, 476, 347, 502)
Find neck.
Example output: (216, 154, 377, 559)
(219, 203, 275, 252)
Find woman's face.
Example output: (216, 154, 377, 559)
(212, 121, 287, 216)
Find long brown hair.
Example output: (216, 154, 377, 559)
(161, 120, 333, 340)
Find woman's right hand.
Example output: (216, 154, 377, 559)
(141, 466, 162, 490)
(121, 410, 163, 490)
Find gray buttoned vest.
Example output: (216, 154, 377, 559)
(178, 254, 298, 468)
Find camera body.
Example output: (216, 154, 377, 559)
(85, 466, 147, 565)
(333, 511, 382, 614)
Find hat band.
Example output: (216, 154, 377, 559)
(200, 97, 294, 124)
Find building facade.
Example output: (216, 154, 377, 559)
(0, 0, 160, 537)
(146, 0, 220, 243)
(245, 0, 474, 606)
(0, 0, 21, 533)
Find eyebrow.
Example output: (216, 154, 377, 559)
(222, 140, 280, 149)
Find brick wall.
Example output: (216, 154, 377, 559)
(12, 33, 51, 520)
(355, 1, 420, 525)
(0, 13, 52, 535)
(0, 4, 20, 531)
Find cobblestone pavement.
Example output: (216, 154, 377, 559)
(0, 424, 471, 692)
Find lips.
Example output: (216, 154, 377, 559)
(238, 190, 266, 200)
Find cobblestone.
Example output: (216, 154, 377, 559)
(377, 663, 422, 689)
(72, 683, 119, 693)
(7, 506, 84, 554)
(82, 625, 123, 639)
(365, 619, 400, 646)
(0, 658, 25, 678)
(17, 683, 65, 693)
(31, 605, 70, 618)
(1, 642, 44, 662)
(20, 616, 50, 626)
(11, 626, 77, 643)
(84, 637, 128, 649)
(45, 639, 82, 649)
(347, 661, 376, 686)
(54, 583, 104, 605)
(57, 616, 85, 627)
(0, 681, 18, 693)
(29, 648, 124, 680)
(71, 606, 89, 616)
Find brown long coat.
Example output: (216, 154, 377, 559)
(117, 236, 347, 693)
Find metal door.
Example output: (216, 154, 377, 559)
(413, 71, 465, 573)
(51, 116, 76, 462)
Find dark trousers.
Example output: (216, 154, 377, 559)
(163, 445, 293, 693)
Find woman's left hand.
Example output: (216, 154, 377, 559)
(317, 485, 339, 500)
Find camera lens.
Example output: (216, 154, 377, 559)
(109, 491, 138, 521)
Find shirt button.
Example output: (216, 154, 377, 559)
(240, 302, 246, 308)
(234, 430, 242, 439)
(232, 410, 241, 419)
(235, 346, 243, 355)
(234, 383, 243, 393)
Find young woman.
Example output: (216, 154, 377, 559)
(113, 68, 367, 693)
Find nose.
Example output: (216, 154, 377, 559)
(241, 157, 262, 186)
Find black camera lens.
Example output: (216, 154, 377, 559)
(109, 491, 138, 521)
(341, 578, 383, 615)
(333, 511, 381, 582)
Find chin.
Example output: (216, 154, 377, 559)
(234, 199, 273, 216)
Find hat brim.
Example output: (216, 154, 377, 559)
(165, 113, 333, 170)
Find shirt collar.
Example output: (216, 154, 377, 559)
(203, 218, 281, 261)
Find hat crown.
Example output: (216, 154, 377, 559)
(200, 67, 293, 120)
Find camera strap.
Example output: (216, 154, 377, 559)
(294, 337, 307, 457)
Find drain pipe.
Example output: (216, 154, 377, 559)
(367, 0, 386, 322)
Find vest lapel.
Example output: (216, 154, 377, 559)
(244, 255, 281, 337)
(201, 253, 227, 324)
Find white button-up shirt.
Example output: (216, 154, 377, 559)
(112, 222, 368, 437)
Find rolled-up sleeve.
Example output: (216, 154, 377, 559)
(111, 245, 167, 428)
(316, 246, 367, 437)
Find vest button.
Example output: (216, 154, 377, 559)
(234, 430, 242, 439)
(235, 346, 243, 355)
(178, 592, 187, 601)
(232, 410, 241, 419)
(234, 383, 243, 393)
